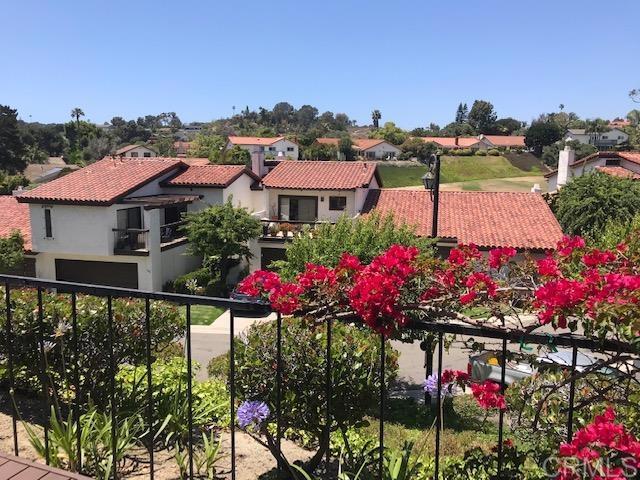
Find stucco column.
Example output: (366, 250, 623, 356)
(145, 208, 162, 291)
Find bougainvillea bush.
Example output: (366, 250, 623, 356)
(238, 235, 640, 477)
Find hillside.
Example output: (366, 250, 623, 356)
(377, 154, 548, 190)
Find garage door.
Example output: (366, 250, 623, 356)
(55, 259, 139, 289)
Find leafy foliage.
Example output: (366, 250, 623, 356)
(182, 200, 261, 293)
(272, 213, 433, 280)
(468, 100, 497, 134)
(368, 122, 408, 145)
(525, 121, 563, 155)
(0, 230, 25, 272)
(0, 105, 27, 173)
(0, 289, 184, 406)
(553, 172, 640, 238)
(541, 139, 597, 167)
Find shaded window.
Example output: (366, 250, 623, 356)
(130, 152, 139, 157)
(143, 152, 151, 157)
(44, 209, 53, 238)
(329, 196, 347, 211)
(278, 195, 317, 222)
(287, 147, 294, 152)
(117, 207, 143, 230)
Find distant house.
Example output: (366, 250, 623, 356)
(352, 139, 401, 160)
(564, 128, 629, 149)
(420, 136, 491, 149)
(315, 137, 347, 160)
(115, 144, 158, 158)
(173, 141, 191, 157)
(480, 135, 526, 149)
(362, 189, 562, 253)
(227, 136, 299, 160)
(609, 118, 631, 129)
(545, 147, 640, 193)
(23, 157, 80, 183)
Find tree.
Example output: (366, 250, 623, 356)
(371, 110, 382, 129)
(524, 121, 562, 156)
(585, 118, 610, 147)
(630, 88, 640, 103)
(70, 107, 85, 127)
(627, 109, 640, 127)
(541, 140, 596, 168)
(221, 145, 250, 165)
(494, 117, 524, 135)
(182, 200, 261, 294)
(468, 100, 497, 134)
(338, 135, 355, 161)
(154, 135, 177, 157)
(554, 172, 640, 239)
(272, 102, 295, 125)
(399, 138, 438, 161)
(187, 133, 227, 161)
(440, 121, 475, 137)
(368, 121, 408, 145)
(0, 231, 24, 273)
(272, 213, 432, 280)
(0, 105, 26, 173)
(302, 142, 337, 160)
(0, 171, 29, 194)
(295, 105, 318, 130)
(454, 102, 469, 123)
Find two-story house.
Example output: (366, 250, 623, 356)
(564, 128, 629, 149)
(227, 136, 299, 160)
(545, 147, 640, 193)
(250, 160, 381, 269)
(15, 157, 258, 290)
(115, 144, 158, 158)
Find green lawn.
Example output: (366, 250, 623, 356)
(185, 305, 226, 325)
(377, 155, 543, 188)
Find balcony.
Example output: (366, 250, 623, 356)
(260, 219, 323, 242)
(113, 228, 149, 255)
(160, 220, 188, 250)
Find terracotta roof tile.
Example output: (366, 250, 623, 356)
(165, 165, 260, 187)
(362, 189, 562, 250)
(545, 151, 640, 178)
(0, 196, 32, 251)
(17, 157, 183, 205)
(316, 137, 340, 146)
(352, 138, 387, 150)
(420, 137, 482, 148)
(262, 161, 379, 190)
(595, 166, 640, 179)
(482, 135, 526, 147)
(115, 144, 157, 155)
(228, 136, 284, 146)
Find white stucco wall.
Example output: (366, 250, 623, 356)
(122, 146, 157, 158)
(265, 188, 357, 221)
(229, 139, 299, 160)
(160, 243, 202, 287)
(362, 142, 400, 159)
(222, 173, 257, 210)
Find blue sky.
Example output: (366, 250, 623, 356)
(2, 0, 638, 129)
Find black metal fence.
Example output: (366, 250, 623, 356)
(0, 274, 636, 479)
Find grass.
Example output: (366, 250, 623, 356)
(377, 155, 543, 188)
(362, 396, 499, 458)
(184, 305, 226, 325)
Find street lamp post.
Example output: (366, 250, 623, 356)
(419, 153, 441, 405)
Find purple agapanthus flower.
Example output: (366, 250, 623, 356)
(237, 400, 270, 429)
(423, 374, 456, 397)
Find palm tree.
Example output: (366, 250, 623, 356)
(585, 118, 610, 148)
(371, 110, 381, 129)
(70, 107, 85, 127)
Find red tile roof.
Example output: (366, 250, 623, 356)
(352, 138, 389, 150)
(482, 135, 526, 147)
(595, 166, 640, 179)
(164, 165, 260, 187)
(363, 189, 562, 250)
(228, 136, 285, 146)
(17, 157, 183, 205)
(544, 151, 640, 178)
(420, 137, 483, 148)
(0, 196, 32, 251)
(262, 161, 380, 190)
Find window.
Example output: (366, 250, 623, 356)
(143, 152, 151, 157)
(365, 151, 376, 159)
(618, 135, 624, 140)
(269, 146, 276, 151)
(329, 196, 347, 211)
(602, 135, 608, 139)
(278, 195, 318, 222)
(287, 147, 294, 152)
(117, 207, 143, 230)
(44, 208, 53, 238)
(130, 152, 139, 158)
(605, 158, 621, 166)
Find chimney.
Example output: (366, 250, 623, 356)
(251, 150, 265, 177)
(557, 145, 575, 188)
(531, 183, 541, 193)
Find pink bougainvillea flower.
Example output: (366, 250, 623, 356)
(488, 247, 517, 269)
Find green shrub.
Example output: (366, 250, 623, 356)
(233, 317, 399, 470)
(0, 288, 184, 407)
(475, 150, 487, 156)
(487, 149, 500, 156)
(117, 357, 229, 447)
(169, 267, 222, 296)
